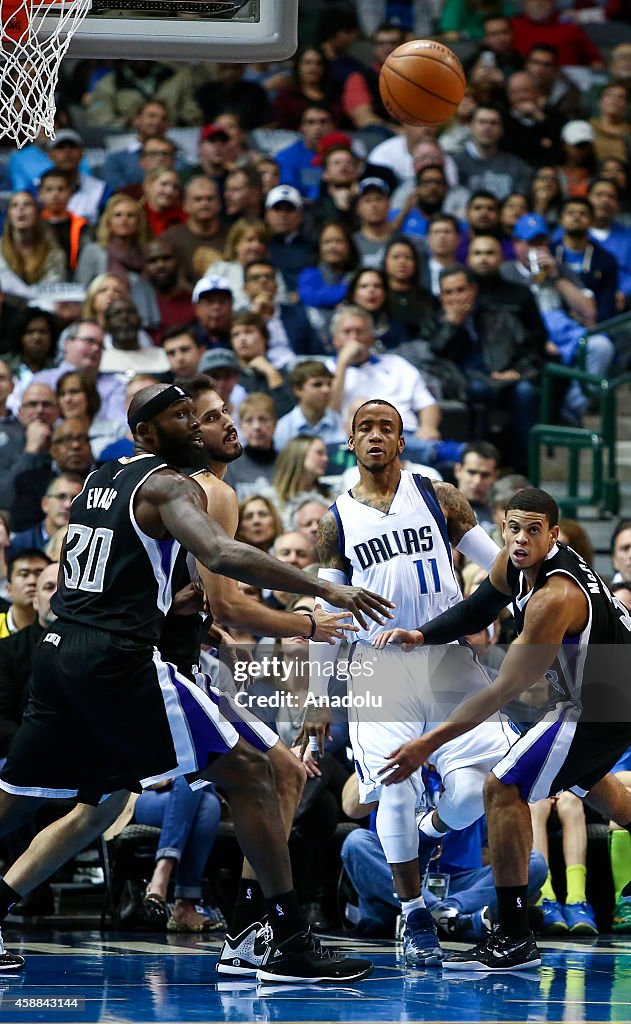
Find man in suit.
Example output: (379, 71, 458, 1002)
(7, 474, 83, 560)
(10, 418, 92, 532)
(240, 258, 322, 361)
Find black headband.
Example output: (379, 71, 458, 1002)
(128, 385, 192, 434)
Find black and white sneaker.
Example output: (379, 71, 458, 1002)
(443, 929, 541, 972)
(216, 921, 272, 976)
(257, 927, 373, 984)
(0, 927, 24, 971)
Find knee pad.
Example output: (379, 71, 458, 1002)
(437, 766, 488, 831)
(376, 779, 420, 864)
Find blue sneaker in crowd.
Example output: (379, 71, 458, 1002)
(540, 898, 568, 934)
(563, 901, 598, 936)
(402, 908, 443, 968)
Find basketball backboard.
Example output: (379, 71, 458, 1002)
(66, 0, 297, 61)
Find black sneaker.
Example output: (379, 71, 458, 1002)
(257, 927, 373, 984)
(443, 929, 541, 972)
(0, 927, 24, 971)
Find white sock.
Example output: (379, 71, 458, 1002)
(417, 810, 444, 840)
(401, 895, 426, 917)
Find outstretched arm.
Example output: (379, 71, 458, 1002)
(195, 477, 354, 643)
(378, 576, 588, 784)
(297, 510, 353, 755)
(144, 472, 394, 626)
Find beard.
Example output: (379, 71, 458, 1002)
(154, 423, 208, 470)
(203, 437, 244, 467)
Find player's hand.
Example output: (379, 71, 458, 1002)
(298, 705, 333, 758)
(171, 580, 206, 615)
(311, 604, 357, 643)
(372, 627, 425, 650)
(319, 582, 395, 630)
(378, 736, 434, 784)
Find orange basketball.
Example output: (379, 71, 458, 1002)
(379, 39, 466, 127)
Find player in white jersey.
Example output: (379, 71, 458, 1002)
(300, 399, 512, 968)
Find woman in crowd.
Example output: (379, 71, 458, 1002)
(529, 166, 564, 228)
(132, 777, 225, 933)
(81, 270, 155, 334)
(500, 193, 530, 238)
(6, 307, 58, 387)
(382, 236, 434, 330)
(345, 267, 411, 349)
(298, 221, 358, 341)
(590, 82, 631, 165)
(272, 46, 343, 130)
(557, 518, 595, 566)
(142, 168, 186, 237)
(272, 435, 330, 525)
(206, 218, 286, 309)
(235, 494, 283, 552)
(55, 370, 128, 461)
(0, 192, 66, 296)
(75, 194, 149, 289)
(0, 512, 11, 600)
(600, 156, 631, 224)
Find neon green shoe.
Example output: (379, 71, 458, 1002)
(612, 897, 631, 933)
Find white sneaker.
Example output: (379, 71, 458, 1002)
(0, 927, 25, 971)
(216, 922, 272, 977)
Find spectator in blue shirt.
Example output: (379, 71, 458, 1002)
(553, 195, 619, 321)
(274, 360, 344, 451)
(276, 104, 335, 200)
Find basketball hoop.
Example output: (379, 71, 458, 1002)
(0, 0, 92, 146)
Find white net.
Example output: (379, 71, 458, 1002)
(0, 0, 92, 146)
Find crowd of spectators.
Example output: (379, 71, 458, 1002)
(1, 0, 631, 938)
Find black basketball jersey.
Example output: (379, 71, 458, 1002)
(52, 454, 181, 643)
(507, 542, 631, 712)
(159, 546, 213, 678)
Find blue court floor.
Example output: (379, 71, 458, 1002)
(1, 931, 631, 1023)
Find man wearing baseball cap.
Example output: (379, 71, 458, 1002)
(503, 211, 615, 402)
(181, 123, 231, 192)
(45, 129, 110, 224)
(265, 186, 316, 293)
(354, 177, 394, 267)
(191, 275, 234, 350)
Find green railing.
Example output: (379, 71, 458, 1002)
(532, 311, 631, 516)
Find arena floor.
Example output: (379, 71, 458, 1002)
(0, 930, 629, 1022)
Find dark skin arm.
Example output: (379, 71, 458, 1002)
(297, 510, 356, 756)
(135, 470, 395, 627)
(195, 473, 356, 643)
(378, 573, 589, 784)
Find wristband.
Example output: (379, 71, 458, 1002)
(300, 612, 317, 640)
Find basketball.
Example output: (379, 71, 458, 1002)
(379, 39, 466, 127)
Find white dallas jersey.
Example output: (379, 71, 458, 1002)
(332, 471, 462, 643)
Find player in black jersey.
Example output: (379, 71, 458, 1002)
(374, 487, 631, 972)
(0, 383, 394, 983)
(162, 376, 358, 973)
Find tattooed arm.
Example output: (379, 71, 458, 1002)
(433, 482, 477, 546)
(316, 510, 350, 573)
(434, 480, 501, 572)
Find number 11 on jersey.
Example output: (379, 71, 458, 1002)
(414, 557, 442, 595)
